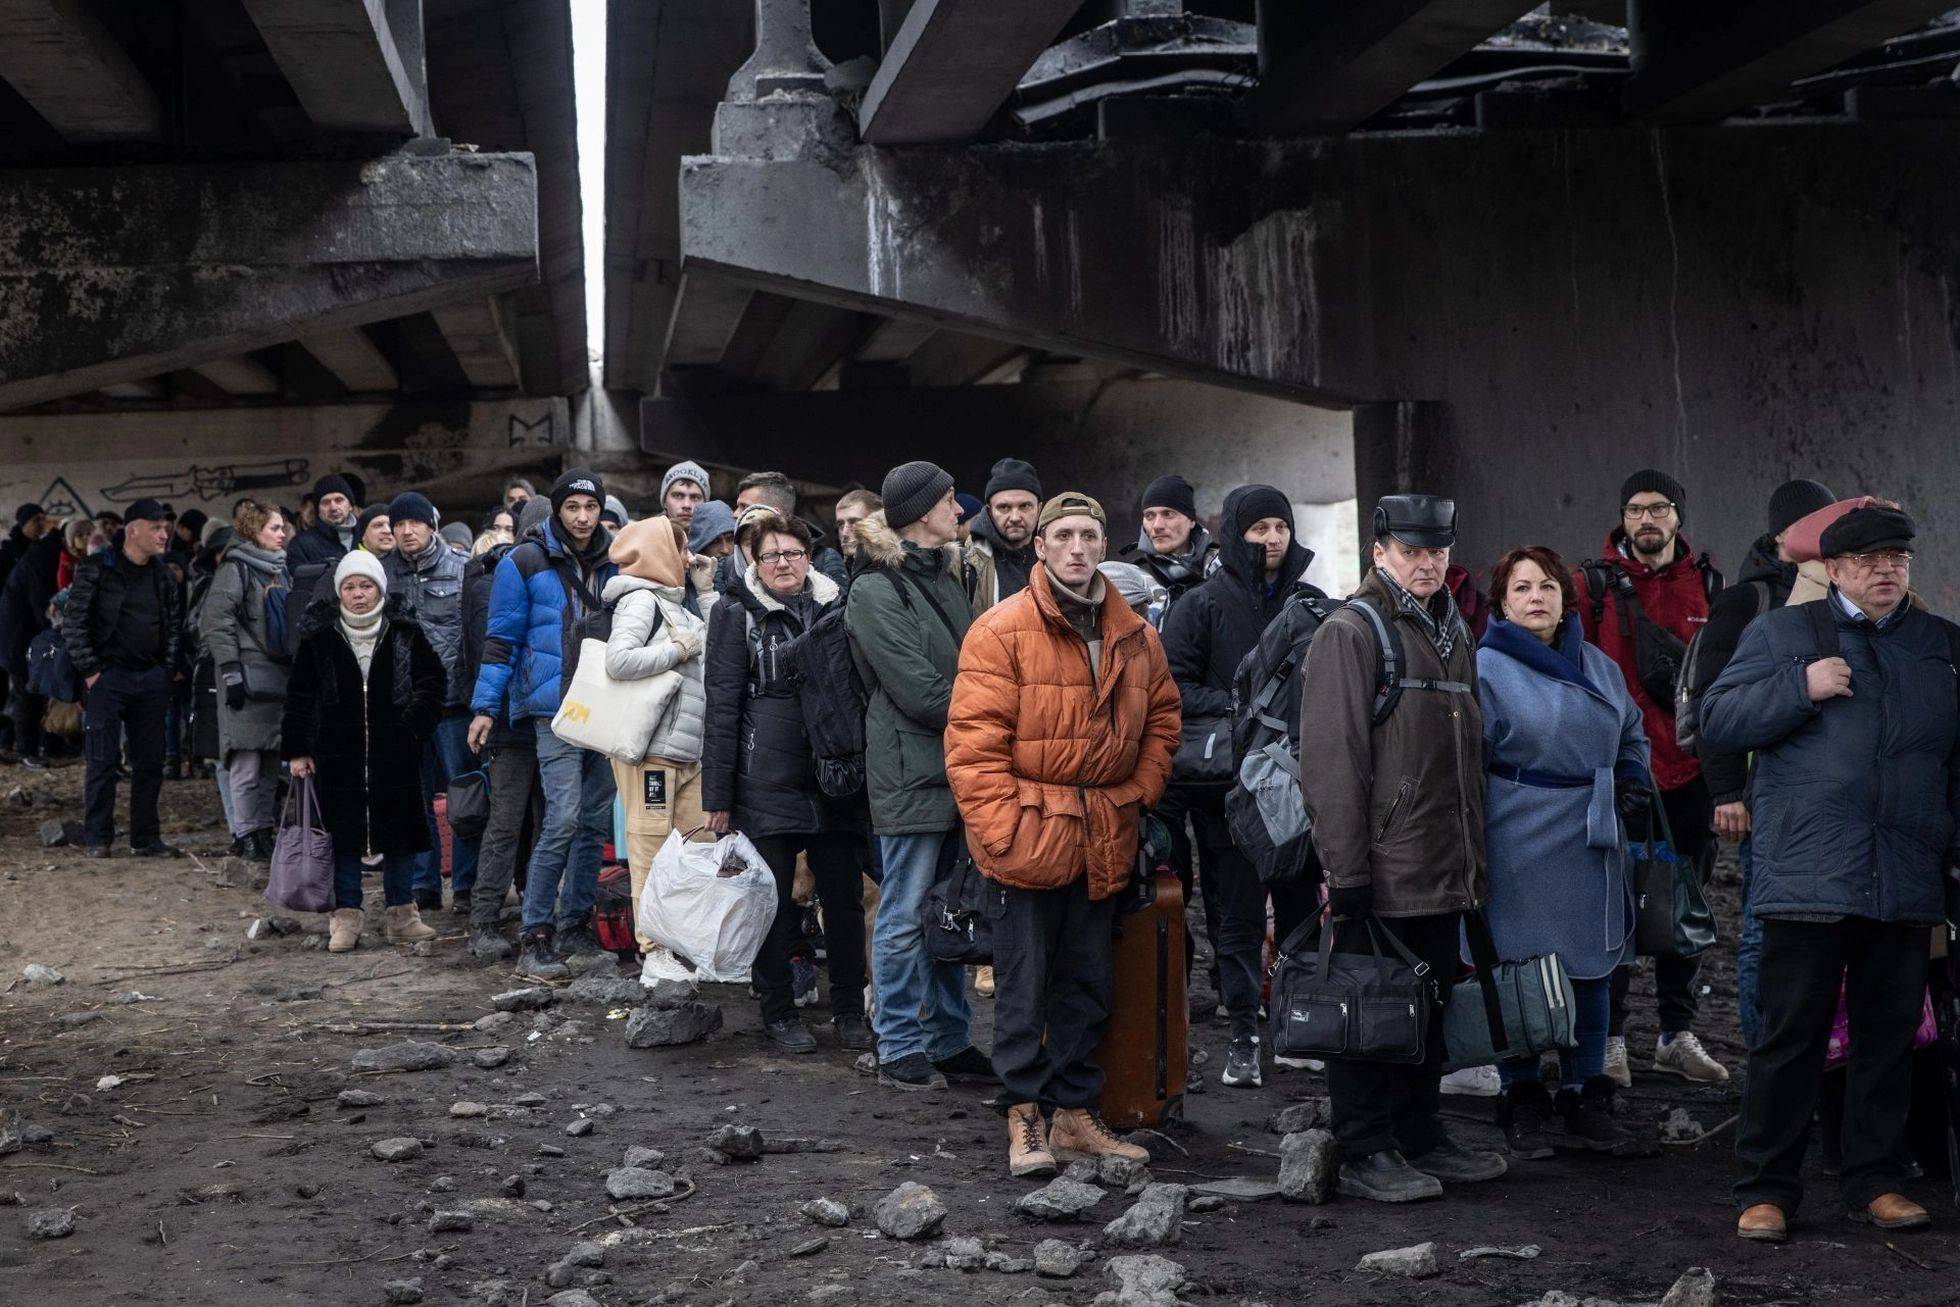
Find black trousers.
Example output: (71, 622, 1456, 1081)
(1189, 790, 1317, 1041)
(749, 831, 868, 1024)
(1326, 911, 1461, 1160)
(1610, 776, 1714, 1036)
(83, 664, 168, 848)
(8, 682, 46, 759)
(0, 665, 13, 751)
(1735, 916, 1928, 1214)
(468, 743, 542, 933)
(992, 876, 1118, 1111)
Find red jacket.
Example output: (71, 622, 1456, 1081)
(1571, 531, 1713, 792)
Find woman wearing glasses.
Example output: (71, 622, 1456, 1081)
(702, 511, 871, 1056)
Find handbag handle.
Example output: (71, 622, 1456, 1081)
(1461, 910, 1511, 1055)
(1638, 789, 1677, 856)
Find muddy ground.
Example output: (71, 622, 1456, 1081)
(1, 757, 1956, 1306)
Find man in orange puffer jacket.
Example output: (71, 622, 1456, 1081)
(946, 491, 1182, 1179)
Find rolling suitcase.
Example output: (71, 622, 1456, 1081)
(1095, 869, 1188, 1129)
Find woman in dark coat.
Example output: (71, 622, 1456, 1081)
(282, 551, 445, 953)
(702, 512, 869, 1056)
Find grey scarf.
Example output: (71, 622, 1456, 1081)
(1380, 569, 1462, 666)
(228, 539, 287, 579)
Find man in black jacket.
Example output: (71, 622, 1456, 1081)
(1119, 474, 1217, 628)
(2, 526, 67, 766)
(286, 473, 359, 571)
(63, 499, 183, 858)
(0, 502, 48, 755)
(1686, 477, 1835, 1048)
(1160, 484, 1323, 1089)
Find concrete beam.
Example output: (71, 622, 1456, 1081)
(429, 296, 523, 390)
(191, 356, 282, 397)
(1623, 0, 1959, 123)
(240, 0, 432, 136)
(1247, 0, 1540, 134)
(0, 0, 165, 143)
(859, 0, 1083, 145)
(663, 272, 756, 369)
(854, 316, 937, 364)
(908, 331, 1032, 388)
(0, 152, 537, 411)
(298, 327, 399, 392)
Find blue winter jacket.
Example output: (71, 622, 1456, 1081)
(470, 519, 617, 722)
(1700, 593, 1960, 925)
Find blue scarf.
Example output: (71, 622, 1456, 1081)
(1480, 614, 1590, 690)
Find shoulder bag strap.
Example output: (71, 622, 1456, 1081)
(889, 568, 961, 646)
(1804, 598, 1841, 661)
(1460, 910, 1511, 1054)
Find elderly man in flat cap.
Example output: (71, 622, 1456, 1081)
(1703, 505, 1960, 1244)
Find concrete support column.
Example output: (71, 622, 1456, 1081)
(1351, 401, 1457, 563)
(877, 0, 918, 52)
(728, 0, 831, 100)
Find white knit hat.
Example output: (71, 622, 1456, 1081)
(334, 549, 388, 596)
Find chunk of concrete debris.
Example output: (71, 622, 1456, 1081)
(449, 1102, 488, 1119)
(1189, 1177, 1280, 1204)
(1268, 1097, 1332, 1135)
(25, 1206, 75, 1239)
(1097, 1253, 1188, 1306)
(338, 1089, 387, 1109)
(561, 1242, 605, 1269)
(1101, 1183, 1188, 1248)
(1356, 1242, 1440, 1279)
(1277, 1130, 1338, 1205)
(491, 987, 554, 1012)
(874, 1181, 946, 1240)
(1098, 1155, 1151, 1192)
(473, 1047, 513, 1069)
(1458, 1244, 1541, 1261)
(21, 963, 64, 986)
(789, 1236, 829, 1257)
(1659, 1108, 1706, 1144)
(371, 1137, 425, 1163)
(562, 976, 654, 1007)
(352, 1041, 456, 1074)
(245, 916, 302, 940)
(623, 1002, 723, 1047)
(1016, 1177, 1106, 1221)
(623, 1146, 666, 1170)
(604, 1167, 677, 1201)
(1034, 1238, 1090, 1279)
(39, 818, 82, 848)
(707, 1124, 764, 1160)
(1660, 1268, 1717, 1307)
(382, 1278, 424, 1304)
(941, 1236, 986, 1271)
(428, 1210, 473, 1233)
(565, 1118, 596, 1138)
(801, 1197, 850, 1227)
(545, 1291, 604, 1307)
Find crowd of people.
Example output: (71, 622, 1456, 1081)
(1, 453, 1953, 1244)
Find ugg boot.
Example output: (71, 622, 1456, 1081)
(328, 908, 364, 953)
(1048, 1107, 1150, 1164)
(384, 903, 437, 943)
(1006, 1103, 1056, 1178)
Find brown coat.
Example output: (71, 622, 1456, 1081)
(1297, 569, 1486, 918)
(946, 566, 1181, 901)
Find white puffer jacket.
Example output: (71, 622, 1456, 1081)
(601, 574, 711, 764)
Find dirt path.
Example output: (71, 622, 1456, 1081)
(0, 758, 1954, 1305)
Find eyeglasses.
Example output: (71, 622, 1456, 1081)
(757, 549, 807, 565)
(1845, 550, 1912, 572)
(1622, 501, 1677, 521)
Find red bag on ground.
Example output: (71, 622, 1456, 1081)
(594, 863, 639, 959)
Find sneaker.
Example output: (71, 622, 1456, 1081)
(1408, 1137, 1508, 1184)
(1603, 1035, 1633, 1088)
(516, 927, 571, 982)
(641, 945, 697, 988)
(1440, 1065, 1501, 1098)
(763, 1017, 818, 1054)
(1555, 1077, 1642, 1154)
(791, 955, 820, 1008)
(19, 753, 49, 771)
(878, 1051, 947, 1092)
(933, 1046, 1000, 1084)
(1222, 1036, 1262, 1088)
(1497, 1080, 1556, 1160)
(832, 1014, 873, 1051)
(1653, 1032, 1729, 1084)
(130, 842, 183, 858)
(1337, 1149, 1444, 1204)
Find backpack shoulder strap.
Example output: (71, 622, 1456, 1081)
(1580, 561, 1612, 630)
(1805, 597, 1840, 660)
(888, 567, 960, 646)
(1751, 580, 1772, 620)
(1345, 597, 1402, 725)
(1697, 553, 1724, 603)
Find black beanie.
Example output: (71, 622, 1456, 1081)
(354, 503, 391, 542)
(14, 502, 43, 526)
(881, 460, 955, 531)
(388, 491, 439, 528)
(313, 473, 354, 503)
(984, 457, 1043, 503)
(1619, 469, 1685, 518)
(1767, 478, 1835, 538)
(1230, 484, 1294, 536)
(1141, 474, 1197, 521)
(550, 467, 607, 516)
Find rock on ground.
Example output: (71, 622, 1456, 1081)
(562, 976, 658, 1006)
(371, 1137, 424, 1162)
(337, 1089, 387, 1108)
(1101, 1183, 1188, 1248)
(490, 987, 554, 1012)
(382, 1278, 424, 1304)
(352, 1041, 456, 1073)
(623, 1146, 666, 1170)
(1356, 1242, 1441, 1279)
(21, 963, 64, 986)
(545, 1292, 604, 1307)
(605, 1167, 677, 1200)
(1277, 1130, 1338, 1205)
(1095, 1253, 1189, 1307)
(942, 1235, 986, 1270)
(1189, 1177, 1280, 1203)
(473, 1046, 513, 1069)
(1269, 1097, 1332, 1135)
(623, 1002, 723, 1048)
(1098, 1155, 1151, 1192)
(874, 1181, 946, 1240)
(428, 1210, 473, 1233)
(1661, 1268, 1717, 1307)
(1015, 1176, 1106, 1221)
(707, 1123, 764, 1160)
(1034, 1239, 1090, 1279)
(801, 1197, 850, 1227)
(26, 1207, 75, 1239)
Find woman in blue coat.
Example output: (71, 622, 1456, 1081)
(1477, 546, 1651, 1159)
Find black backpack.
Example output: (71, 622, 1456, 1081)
(1581, 555, 1723, 708)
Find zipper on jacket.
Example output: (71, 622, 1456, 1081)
(1375, 779, 1410, 843)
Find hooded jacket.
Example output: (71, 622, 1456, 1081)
(0, 531, 63, 676)
(1688, 535, 1797, 805)
(602, 519, 712, 766)
(199, 540, 290, 757)
(384, 534, 469, 709)
(281, 593, 446, 856)
(472, 517, 618, 722)
(965, 510, 1037, 614)
(844, 510, 974, 835)
(701, 563, 852, 836)
(1702, 592, 1960, 925)
(286, 516, 353, 571)
(946, 565, 1180, 900)
(1160, 485, 1315, 725)
(1118, 523, 1217, 623)
(1571, 529, 1715, 792)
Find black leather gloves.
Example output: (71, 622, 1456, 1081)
(1328, 881, 1374, 921)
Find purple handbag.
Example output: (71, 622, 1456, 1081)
(267, 775, 335, 915)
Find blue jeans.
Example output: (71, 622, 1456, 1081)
(1736, 836, 1763, 1050)
(522, 725, 614, 932)
(334, 850, 412, 911)
(871, 830, 972, 1063)
(412, 714, 482, 897)
(1500, 974, 1613, 1092)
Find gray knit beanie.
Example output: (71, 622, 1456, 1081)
(661, 460, 710, 503)
(881, 460, 955, 531)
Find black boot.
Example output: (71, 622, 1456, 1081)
(163, 755, 184, 781)
(1497, 1078, 1556, 1160)
(1336, 1149, 1444, 1203)
(246, 829, 275, 863)
(1555, 1076, 1642, 1155)
(515, 926, 570, 982)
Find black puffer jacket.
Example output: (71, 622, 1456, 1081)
(280, 594, 446, 857)
(1690, 535, 1796, 805)
(702, 563, 854, 837)
(62, 540, 184, 678)
(1160, 485, 1315, 723)
(0, 532, 62, 676)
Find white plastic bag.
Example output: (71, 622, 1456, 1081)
(636, 830, 778, 983)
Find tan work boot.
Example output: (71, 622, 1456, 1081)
(384, 903, 437, 943)
(1736, 1203, 1788, 1243)
(1049, 1107, 1150, 1165)
(1855, 1193, 1931, 1230)
(328, 908, 364, 953)
(1006, 1103, 1057, 1178)
(974, 966, 996, 997)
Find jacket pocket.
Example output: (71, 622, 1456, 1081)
(1373, 777, 1415, 845)
(987, 780, 1085, 880)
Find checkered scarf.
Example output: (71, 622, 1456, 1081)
(1379, 570, 1462, 666)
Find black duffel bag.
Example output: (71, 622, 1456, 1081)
(446, 768, 492, 842)
(920, 831, 1000, 966)
(1269, 912, 1437, 1066)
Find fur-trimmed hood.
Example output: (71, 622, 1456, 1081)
(851, 509, 962, 572)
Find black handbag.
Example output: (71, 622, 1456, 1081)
(1171, 712, 1233, 790)
(447, 768, 492, 842)
(921, 832, 1000, 966)
(1269, 912, 1436, 1066)
(1632, 794, 1717, 960)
